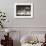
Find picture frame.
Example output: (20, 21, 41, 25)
(14, 3, 33, 18)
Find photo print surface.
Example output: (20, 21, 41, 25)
(16, 5, 31, 16)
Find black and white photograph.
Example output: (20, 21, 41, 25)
(16, 5, 31, 16)
(14, 3, 33, 18)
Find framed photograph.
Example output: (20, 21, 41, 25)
(14, 3, 33, 18)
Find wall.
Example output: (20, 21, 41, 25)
(0, 0, 46, 27)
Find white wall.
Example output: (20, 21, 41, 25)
(0, 0, 46, 27)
